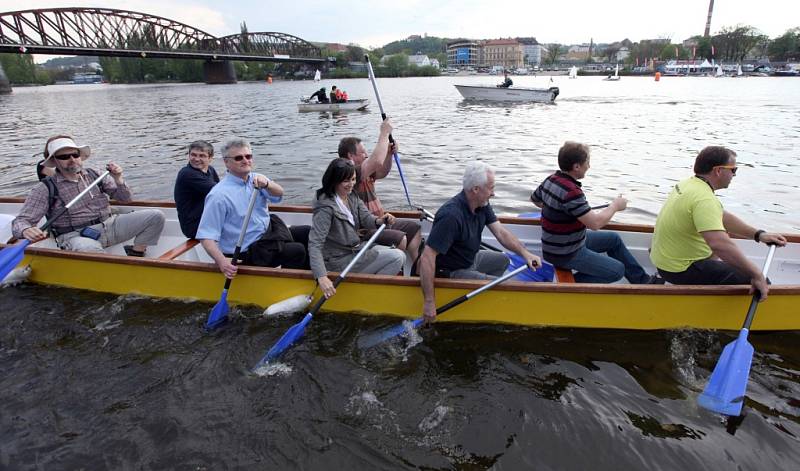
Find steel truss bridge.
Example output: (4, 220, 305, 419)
(0, 7, 327, 63)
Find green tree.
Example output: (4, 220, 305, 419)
(659, 44, 689, 60)
(768, 27, 799, 61)
(712, 25, 765, 62)
(545, 44, 564, 65)
(383, 53, 409, 77)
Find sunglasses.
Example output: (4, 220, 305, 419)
(54, 152, 81, 161)
(226, 154, 253, 162)
(714, 165, 738, 175)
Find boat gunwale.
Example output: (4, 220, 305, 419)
(8, 243, 800, 296)
(3, 197, 799, 295)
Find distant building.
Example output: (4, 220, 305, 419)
(316, 42, 348, 53)
(447, 40, 480, 69)
(482, 38, 524, 69)
(430, 58, 441, 69)
(408, 54, 432, 67)
(517, 37, 546, 66)
(616, 47, 630, 62)
(407, 34, 422, 41)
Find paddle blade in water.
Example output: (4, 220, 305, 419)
(205, 290, 229, 330)
(258, 313, 313, 365)
(263, 294, 312, 317)
(0, 240, 30, 283)
(697, 329, 754, 416)
(359, 317, 424, 349)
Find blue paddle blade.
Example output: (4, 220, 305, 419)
(518, 211, 541, 219)
(205, 290, 229, 330)
(506, 253, 554, 282)
(698, 329, 754, 416)
(0, 240, 30, 282)
(358, 317, 424, 349)
(258, 312, 313, 365)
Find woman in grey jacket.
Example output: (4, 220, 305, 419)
(309, 158, 406, 298)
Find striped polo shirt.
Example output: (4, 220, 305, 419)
(354, 164, 383, 217)
(531, 171, 591, 264)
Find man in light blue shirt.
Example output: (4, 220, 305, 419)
(196, 138, 307, 278)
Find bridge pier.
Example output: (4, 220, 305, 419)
(203, 60, 237, 84)
(0, 62, 12, 94)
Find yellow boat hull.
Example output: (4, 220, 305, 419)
(17, 248, 800, 331)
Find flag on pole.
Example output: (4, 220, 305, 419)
(675, 46, 679, 58)
(636, 57, 639, 66)
(692, 46, 696, 59)
(711, 45, 715, 56)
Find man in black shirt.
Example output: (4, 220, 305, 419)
(174, 140, 220, 238)
(309, 87, 329, 103)
(418, 162, 541, 321)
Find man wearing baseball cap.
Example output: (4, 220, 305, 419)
(11, 135, 165, 256)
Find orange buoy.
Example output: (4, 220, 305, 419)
(655, 71, 661, 81)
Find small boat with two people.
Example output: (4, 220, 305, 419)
(297, 98, 370, 112)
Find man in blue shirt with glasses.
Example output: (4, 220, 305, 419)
(196, 138, 307, 278)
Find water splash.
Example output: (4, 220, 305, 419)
(252, 361, 293, 378)
(418, 405, 452, 433)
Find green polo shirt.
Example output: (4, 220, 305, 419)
(650, 176, 725, 273)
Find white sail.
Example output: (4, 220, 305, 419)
(614, 63, 619, 77)
(314, 69, 321, 81)
(569, 66, 578, 79)
(715, 65, 723, 77)
(737, 64, 743, 76)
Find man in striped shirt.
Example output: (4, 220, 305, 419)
(531, 141, 651, 284)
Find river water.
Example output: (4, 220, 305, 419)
(1, 77, 799, 469)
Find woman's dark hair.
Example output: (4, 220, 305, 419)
(316, 158, 355, 199)
(694, 146, 736, 174)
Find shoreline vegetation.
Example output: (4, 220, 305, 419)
(1, 24, 798, 86)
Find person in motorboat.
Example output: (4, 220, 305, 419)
(650, 146, 787, 300)
(531, 141, 654, 284)
(329, 85, 338, 103)
(196, 138, 308, 279)
(419, 161, 541, 321)
(174, 140, 219, 239)
(11, 135, 165, 257)
(309, 87, 329, 103)
(309, 158, 406, 299)
(338, 119, 422, 272)
(497, 71, 513, 88)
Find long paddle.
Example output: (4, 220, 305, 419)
(365, 55, 414, 209)
(358, 264, 529, 349)
(256, 224, 388, 365)
(204, 186, 260, 330)
(0, 170, 110, 282)
(697, 244, 778, 416)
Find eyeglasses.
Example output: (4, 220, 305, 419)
(54, 152, 81, 161)
(226, 154, 253, 162)
(714, 165, 738, 175)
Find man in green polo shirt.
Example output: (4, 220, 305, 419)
(650, 146, 786, 301)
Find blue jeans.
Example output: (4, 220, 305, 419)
(558, 231, 649, 284)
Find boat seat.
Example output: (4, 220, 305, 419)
(555, 268, 575, 283)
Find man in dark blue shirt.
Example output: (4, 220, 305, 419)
(174, 140, 220, 238)
(418, 162, 541, 321)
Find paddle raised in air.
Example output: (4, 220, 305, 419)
(697, 244, 778, 416)
(204, 185, 260, 330)
(359, 264, 530, 349)
(256, 224, 387, 365)
(365, 55, 413, 209)
(0, 170, 110, 282)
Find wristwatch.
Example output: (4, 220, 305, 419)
(754, 229, 765, 242)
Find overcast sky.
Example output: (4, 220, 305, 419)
(2, 0, 798, 50)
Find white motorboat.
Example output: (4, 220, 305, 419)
(297, 99, 370, 112)
(454, 85, 559, 103)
